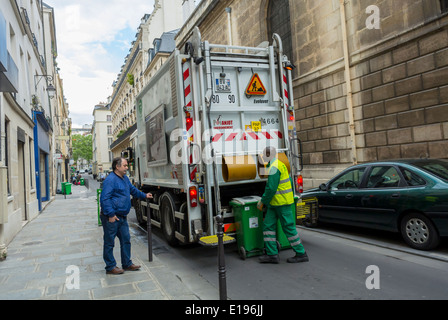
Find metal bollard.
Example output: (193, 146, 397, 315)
(215, 214, 227, 300)
(147, 199, 153, 262)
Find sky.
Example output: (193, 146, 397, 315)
(50, 0, 156, 128)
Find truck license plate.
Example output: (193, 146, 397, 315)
(215, 78, 231, 92)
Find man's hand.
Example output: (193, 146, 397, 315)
(146, 193, 153, 199)
(257, 200, 264, 211)
(109, 215, 119, 223)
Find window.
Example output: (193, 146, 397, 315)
(441, 0, 448, 13)
(399, 167, 426, 187)
(107, 115, 111, 122)
(5, 118, 10, 195)
(107, 125, 112, 135)
(330, 167, 366, 190)
(29, 137, 34, 188)
(367, 166, 401, 188)
(412, 160, 448, 182)
(145, 105, 168, 166)
(267, 0, 293, 63)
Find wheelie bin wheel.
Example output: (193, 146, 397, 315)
(239, 247, 246, 260)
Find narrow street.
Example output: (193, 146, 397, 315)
(78, 165, 448, 300)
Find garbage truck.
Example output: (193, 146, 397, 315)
(132, 28, 303, 246)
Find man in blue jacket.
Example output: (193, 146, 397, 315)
(100, 157, 153, 274)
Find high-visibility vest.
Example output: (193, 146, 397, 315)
(269, 158, 294, 206)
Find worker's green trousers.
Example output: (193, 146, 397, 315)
(263, 204, 306, 256)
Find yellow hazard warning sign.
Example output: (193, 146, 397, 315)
(246, 73, 267, 96)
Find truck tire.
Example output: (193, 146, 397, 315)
(133, 198, 145, 225)
(160, 192, 179, 247)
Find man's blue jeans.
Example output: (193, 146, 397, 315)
(100, 214, 133, 271)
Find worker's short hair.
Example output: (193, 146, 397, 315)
(263, 146, 277, 161)
(112, 157, 125, 171)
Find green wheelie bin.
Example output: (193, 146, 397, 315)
(61, 182, 72, 195)
(230, 196, 264, 260)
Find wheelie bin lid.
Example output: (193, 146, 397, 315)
(230, 195, 261, 206)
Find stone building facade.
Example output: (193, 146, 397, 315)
(1, 1, 66, 258)
(177, 0, 448, 189)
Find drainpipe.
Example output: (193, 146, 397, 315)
(339, 0, 357, 164)
(225, 7, 232, 46)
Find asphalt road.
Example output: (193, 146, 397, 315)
(85, 174, 448, 300)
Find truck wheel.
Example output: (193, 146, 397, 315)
(160, 192, 179, 247)
(133, 198, 145, 225)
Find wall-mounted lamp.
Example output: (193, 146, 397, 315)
(34, 74, 56, 99)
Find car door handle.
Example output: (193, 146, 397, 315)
(345, 194, 354, 199)
(391, 193, 400, 198)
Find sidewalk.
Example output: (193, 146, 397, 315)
(0, 185, 218, 300)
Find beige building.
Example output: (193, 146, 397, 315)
(42, 3, 71, 195)
(176, 0, 448, 189)
(92, 103, 112, 176)
(109, 0, 184, 159)
(0, 0, 66, 259)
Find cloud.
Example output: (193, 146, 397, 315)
(50, 0, 156, 127)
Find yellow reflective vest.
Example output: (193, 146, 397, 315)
(268, 159, 294, 206)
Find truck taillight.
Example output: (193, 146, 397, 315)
(189, 186, 198, 207)
(296, 175, 303, 194)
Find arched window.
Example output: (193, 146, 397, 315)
(267, 0, 293, 62)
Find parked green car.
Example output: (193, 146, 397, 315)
(302, 159, 448, 250)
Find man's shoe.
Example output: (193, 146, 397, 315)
(124, 264, 141, 271)
(287, 252, 309, 263)
(258, 254, 279, 264)
(106, 267, 124, 275)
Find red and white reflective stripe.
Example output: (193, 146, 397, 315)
(183, 62, 198, 181)
(183, 62, 194, 146)
(212, 130, 283, 142)
(183, 65, 192, 112)
(283, 74, 289, 110)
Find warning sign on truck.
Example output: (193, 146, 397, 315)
(246, 73, 267, 96)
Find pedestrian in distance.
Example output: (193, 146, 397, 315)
(100, 157, 153, 274)
(257, 146, 309, 264)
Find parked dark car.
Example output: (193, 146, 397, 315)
(301, 159, 448, 250)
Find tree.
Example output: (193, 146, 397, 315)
(72, 134, 92, 162)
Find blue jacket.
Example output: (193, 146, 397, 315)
(100, 172, 146, 217)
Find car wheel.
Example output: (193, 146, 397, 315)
(400, 212, 440, 250)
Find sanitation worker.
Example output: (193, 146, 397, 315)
(257, 146, 309, 264)
(100, 157, 153, 274)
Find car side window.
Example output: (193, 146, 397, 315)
(329, 168, 366, 190)
(367, 166, 401, 188)
(399, 167, 426, 186)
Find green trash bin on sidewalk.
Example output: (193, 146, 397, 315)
(61, 182, 72, 195)
(80, 178, 85, 186)
(230, 196, 264, 260)
(65, 183, 72, 195)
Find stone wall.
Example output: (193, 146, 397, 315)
(291, 0, 448, 188)
(180, 0, 448, 189)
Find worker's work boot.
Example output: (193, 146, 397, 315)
(258, 254, 279, 264)
(287, 252, 309, 263)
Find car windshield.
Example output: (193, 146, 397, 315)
(412, 160, 448, 182)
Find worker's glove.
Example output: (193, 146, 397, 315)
(257, 200, 264, 211)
